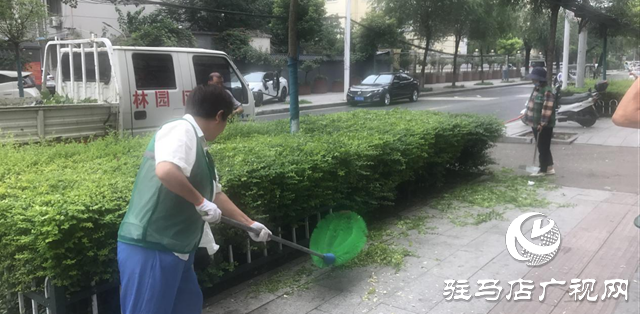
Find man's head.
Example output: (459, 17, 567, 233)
(186, 84, 233, 140)
(208, 72, 224, 87)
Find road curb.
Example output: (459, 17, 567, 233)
(256, 101, 348, 116)
(255, 81, 531, 116)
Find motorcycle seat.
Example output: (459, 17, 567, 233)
(558, 92, 592, 105)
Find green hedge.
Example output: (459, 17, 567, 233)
(0, 109, 503, 292)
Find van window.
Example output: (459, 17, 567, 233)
(193, 55, 248, 104)
(132, 53, 177, 90)
(60, 51, 111, 83)
(0, 74, 17, 84)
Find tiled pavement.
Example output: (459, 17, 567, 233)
(203, 187, 640, 314)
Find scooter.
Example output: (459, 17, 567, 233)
(520, 81, 608, 128)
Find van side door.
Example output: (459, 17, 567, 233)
(126, 51, 185, 134)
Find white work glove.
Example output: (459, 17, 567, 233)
(249, 222, 272, 242)
(195, 199, 222, 224)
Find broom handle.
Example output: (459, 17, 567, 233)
(532, 133, 538, 166)
(220, 216, 325, 259)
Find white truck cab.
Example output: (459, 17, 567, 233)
(42, 37, 254, 136)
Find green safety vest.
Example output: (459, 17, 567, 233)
(118, 119, 215, 254)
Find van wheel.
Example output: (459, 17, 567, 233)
(254, 92, 264, 107)
(279, 87, 288, 102)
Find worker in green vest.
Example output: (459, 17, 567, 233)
(117, 84, 271, 314)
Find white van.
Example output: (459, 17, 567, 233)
(41, 37, 254, 136)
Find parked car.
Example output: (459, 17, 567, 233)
(244, 71, 288, 106)
(347, 73, 419, 106)
(0, 70, 41, 106)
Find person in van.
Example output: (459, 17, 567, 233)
(523, 67, 556, 177)
(208, 72, 244, 117)
(117, 85, 271, 314)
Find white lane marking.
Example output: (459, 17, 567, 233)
(427, 105, 452, 110)
(516, 94, 532, 98)
(422, 97, 498, 101)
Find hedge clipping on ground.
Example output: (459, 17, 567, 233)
(0, 109, 503, 292)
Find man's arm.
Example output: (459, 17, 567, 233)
(156, 162, 203, 205)
(612, 79, 640, 129)
(214, 192, 253, 226)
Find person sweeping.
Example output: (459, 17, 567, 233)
(117, 84, 271, 314)
(523, 67, 557, 177)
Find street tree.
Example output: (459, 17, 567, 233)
(517, 6, 550, 76)
(497, 35, 523, 80)
(0, 0, 46, 98)
(113, 7, 196, 47)
(468, 0, 512, 82)
(373, 0, 450, 85)
(502, 0, 562, 82)
(447, 0, 476, 87)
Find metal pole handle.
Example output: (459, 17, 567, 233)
(220, 216, 325, 259)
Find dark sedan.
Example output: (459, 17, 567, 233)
(347, 73, 420, 106)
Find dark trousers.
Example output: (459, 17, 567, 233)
(533, 127, 554, 172)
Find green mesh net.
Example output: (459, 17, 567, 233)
(309, 211, 368, 268)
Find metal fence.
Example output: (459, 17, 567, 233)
(9, 208, 334, 314)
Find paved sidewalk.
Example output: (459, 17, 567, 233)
(202, 187, 639, 314)
(255, 79, 531, 116)
(504, 118, 640, 148)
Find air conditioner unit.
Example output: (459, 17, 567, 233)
(48, 16, 62, 28)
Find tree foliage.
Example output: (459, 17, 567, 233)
(216, 28, 283, 66)
(270, 0, 327, 53)
(114, 7, 196, 47)
(158, 0, 274, 34)
(352, 11, 405, 62)
(0, 0, 47, 45)
(497, 36, 523, 55)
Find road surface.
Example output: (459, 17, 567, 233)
(257, 84, 534, 122)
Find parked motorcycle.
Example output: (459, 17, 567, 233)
(521, 80, 609, 128)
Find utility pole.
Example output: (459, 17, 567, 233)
(561, 11, 571, 90)
(343, 0, 351, 100)
(602, 27, 607, 81)
(288, 0, 299, 133)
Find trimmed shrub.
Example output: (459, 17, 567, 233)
(0, 110, 503, 293)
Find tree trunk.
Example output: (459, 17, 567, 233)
(288, 0, 299, 133)
(419, 36, 431, 87)
(452, 34, 461, 87)
(546, 4, 560, 83)
(480, 47, 485, 83)
(524, 44, 532, 76)
(15, 43, 24, 98)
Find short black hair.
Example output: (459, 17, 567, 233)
(185, 85, 233, 120)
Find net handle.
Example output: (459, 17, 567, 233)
(220, 216, 326, 259)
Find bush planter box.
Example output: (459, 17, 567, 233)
(445, 72, 453, 82)
(312, 80, 329, 94)
(299, 85, 312, 95)
(331, 81, 344, 93)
